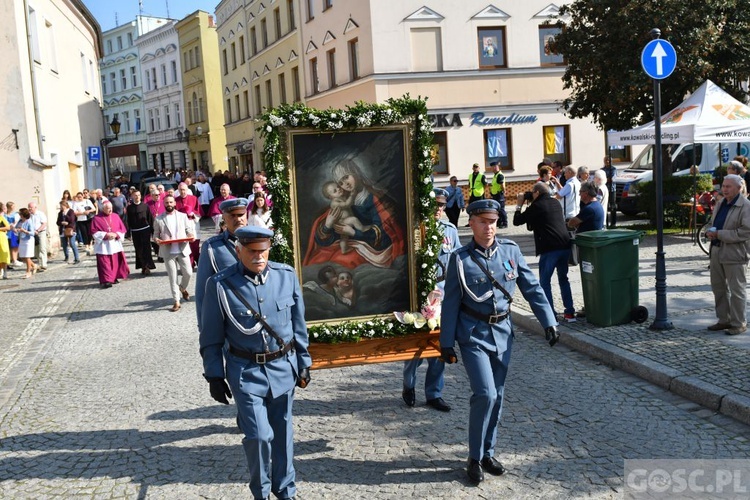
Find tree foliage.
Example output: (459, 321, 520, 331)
(551, 0, 750, 132)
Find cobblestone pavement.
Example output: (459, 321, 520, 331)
(0, 221, 748, 498)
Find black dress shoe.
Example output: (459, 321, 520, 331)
(402, 387, 415, 407)
(481, 456, 506, 476)
(467, 458, 484, 483)
(426, 397, 451, 412)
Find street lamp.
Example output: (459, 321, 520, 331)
(101, 114, 121, 187)
(177, 128, 190, 143)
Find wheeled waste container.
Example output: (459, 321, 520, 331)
(573, 229, 648, 327)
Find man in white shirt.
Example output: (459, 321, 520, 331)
(28, 201, 48, 270)
(552, 166, 581, 220)
(154, 195, 195, 312)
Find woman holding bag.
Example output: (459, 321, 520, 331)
(56, 200, 80, 264)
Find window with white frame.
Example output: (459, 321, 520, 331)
(131, 66, 137, 87)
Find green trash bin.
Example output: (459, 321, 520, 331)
(573, 229, 647, 327)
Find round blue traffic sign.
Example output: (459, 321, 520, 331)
(641, 39, 677, 80)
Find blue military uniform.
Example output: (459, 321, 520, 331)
(195, 197, 248, 328)
(440, 199, 556, 475)
(403, 190, 461, 407)
(199, 226, 312, 499)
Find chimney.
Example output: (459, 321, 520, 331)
(208, 15, 215, 27)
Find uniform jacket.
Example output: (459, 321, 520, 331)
(710, 193, 750, 264)
(153, 211, 194, 259)
(440, 238, 556, 354)
(436, 219, 460, 290)
(195, 230, 239, 327)
(199, 261, 312, 398)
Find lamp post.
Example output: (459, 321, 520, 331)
(100, 115, 121, 187)
(177, 128, 190, 169)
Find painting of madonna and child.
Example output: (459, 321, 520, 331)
(290, 127, 416, 323)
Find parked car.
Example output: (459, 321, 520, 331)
(128, 170, 158, 189)
(139, 177, 178, 197)
(613, 141, 750, 216)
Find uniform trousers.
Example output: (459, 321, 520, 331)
(459, 334, 513, 461)
(227, 354, 296, 499)
(492, 193, 507, 226)
(35, 231, 48, 267)
(709, 249, 748, 329)
(402, 357, 445, 399)
(164, 252, 192, 302)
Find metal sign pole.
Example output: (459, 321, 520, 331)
(647, 28, 673, 330)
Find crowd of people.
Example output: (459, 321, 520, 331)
(0, 168, 275, 287)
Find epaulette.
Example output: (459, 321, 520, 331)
(497, 238, 519, 247)
(267, 261, 295, 272)
(438, 220, 457, 231)
(212, 264, 238, 283)
(205, 231, 228, 245)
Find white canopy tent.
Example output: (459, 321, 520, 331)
(608, 80, 750, 146)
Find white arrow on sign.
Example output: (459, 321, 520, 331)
(650, 41, 667, 76)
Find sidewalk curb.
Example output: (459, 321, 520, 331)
(512, 311, 750, 426)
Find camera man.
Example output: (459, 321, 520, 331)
(513, 182, 576, 322)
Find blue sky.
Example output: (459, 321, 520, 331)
(82, 0, 213, 32)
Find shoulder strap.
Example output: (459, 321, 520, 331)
(467, 250, 513, 304)
(224, 279, 286, 349)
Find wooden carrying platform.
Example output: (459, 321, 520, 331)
(309, 330, 441, 370)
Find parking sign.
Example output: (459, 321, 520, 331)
(87, 146, 101, 162)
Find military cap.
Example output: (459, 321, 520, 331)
(467, 199, 501, 218)
(433, 188, 448, 204)
(219, 197, 248, 212)
(235, 225, 273, 250)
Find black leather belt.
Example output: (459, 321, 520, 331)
(460, 304, 510, 325)
(229, 342, 294, 364)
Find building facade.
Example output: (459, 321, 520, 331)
(136, 21, 189, 173)
(215, 0, 253, 174)
(100, 16, 171, 176)
(269, 1, 629, 187)
(175, 11, 228, 174)
(1, 0, 102, 226)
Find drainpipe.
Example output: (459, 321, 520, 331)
(22, 0, 45, 158)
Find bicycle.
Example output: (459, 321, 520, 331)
(696, 221, 711, 255)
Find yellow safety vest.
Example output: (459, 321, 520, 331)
(490, 172, 505, 195)
(470, 172, 485, 197)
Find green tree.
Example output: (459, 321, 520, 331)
(551, 0, 750, 133)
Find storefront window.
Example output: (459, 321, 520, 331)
(609, 145, 632, 163)
(484, 128, 512, 169)
(543, 125, 571, 165)
(431, 132, 448, 175)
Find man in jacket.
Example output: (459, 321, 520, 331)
(706, 174, 750, 335)
(513, 182, 576, 322)
(153, 195, 195, 312)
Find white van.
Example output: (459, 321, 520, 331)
(613, 142, 750, 215)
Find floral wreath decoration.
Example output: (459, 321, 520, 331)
(258, 95, 442, 343)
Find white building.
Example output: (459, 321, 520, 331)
(137, 21, 188, 173)
(100, 16, 170, 176)
(294, 1, 629, 188)
(1, 0, 102, 220)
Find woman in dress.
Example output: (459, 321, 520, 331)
(16, 208, 36, 278)
(247, 194, 273, 229)
(0, 202, 10, 279)
(56, 200, 80, 264)
(5, 201, 20, 267)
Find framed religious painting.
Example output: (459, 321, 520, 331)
(288, 126, 416, 323)
(259, 96, 442, 346)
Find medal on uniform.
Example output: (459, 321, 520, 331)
(503, 260, 515, 280)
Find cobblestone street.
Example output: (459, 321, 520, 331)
(0, 225, 748, 498)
